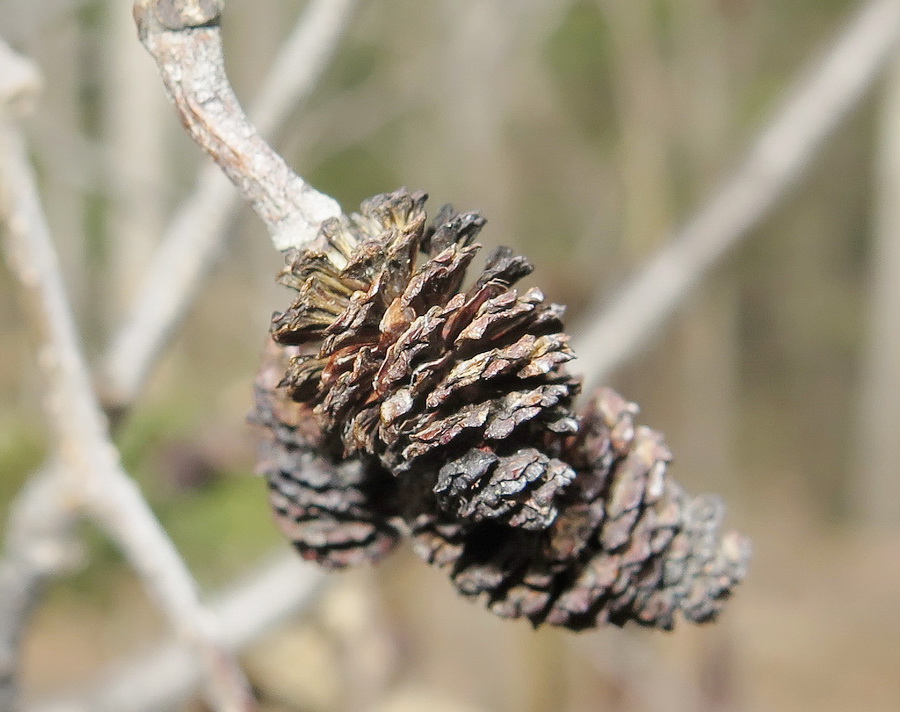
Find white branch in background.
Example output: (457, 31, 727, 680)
(0, 46, 77, 712)
(1, 0, 358, 705)
(0, 466, 81, 712)
(0, 40, 41, 113)
(32, 552, 325, 712)
(133, 0, 341, 250)
(0, 41, 255, 712)
(572, 0, 900, 387)
(100, 0, 358, 410)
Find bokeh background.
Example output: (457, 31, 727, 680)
(2, 0, 899, 710)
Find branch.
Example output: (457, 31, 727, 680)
(0, 40, 41, 115)
(0, 47, 77, 711)
(3, 0, 357, 702)
(0, 40, 254, 712)
(572, 0, 900, 386)
(31, 553, 325, 712)
(132, 0, 341, 251)
(100, 0, 358, 410)
(0, 466, 81, 712)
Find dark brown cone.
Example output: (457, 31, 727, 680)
(251, 187, 750, 630)
(411, 388, 750, 630)
(251, 339, 402, 569)
(272, 189, 580, 530)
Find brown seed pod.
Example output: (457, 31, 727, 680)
(251, 188, 749, 630)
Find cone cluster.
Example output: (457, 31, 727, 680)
(252, 188, 749, 630)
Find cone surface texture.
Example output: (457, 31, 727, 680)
(252, 188, 750, 630)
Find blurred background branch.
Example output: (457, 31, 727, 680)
(0, 465, 78, 712)
(0, 38, 254, 712)
(572, 0, 900, 386)
(32, 553, 324, 712)
(1, 0, 361, 708)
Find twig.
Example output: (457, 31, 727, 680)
(0, 41, 255, 712)
(100, 0, 358, 410)
(247, 0, 358, 136)
(132, 0, 341, 251)
(572, 0, 900, 387)
(3, 0, 357, 702)
(0, 47, 77, 711)
(0, 40, 41, 114)
(0, 466, 81, 712)
(31, 552, 325, 712)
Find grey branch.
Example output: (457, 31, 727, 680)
(0, 41, 41, 115)
(0, 466, 81, 712)
(2, 0, 357, 704)
(572, 0, 900, 387)
(0, 41, 255, 712)
(99, 0, 358, 410)
(133, 0, 341, 251)
(31, 553, 325, 712)
(0, 48, 76, 711)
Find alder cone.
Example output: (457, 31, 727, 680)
(252, 188, 750, 630)
(252, 339, 402, 569)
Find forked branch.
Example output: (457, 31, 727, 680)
(2, 0, 359, 706)
(0, 39, 255, 712)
